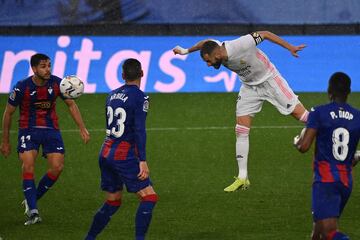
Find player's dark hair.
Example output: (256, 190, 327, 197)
(200, 41, 220, 58)
(328, 72, 351, 102)
(30, 53, 50, 67)
(122, 58, 142, 81)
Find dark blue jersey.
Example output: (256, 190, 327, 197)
(307, 102, 360, 187)
(101, 84, 149, 161)
(8, 75, 65, 129)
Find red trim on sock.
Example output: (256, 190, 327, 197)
(141, 194, 158, 202)
(326, 230, 337, 240)
(47, 172, 59, 181)
(106, 200, 121, 207)
(22, 172, 34, 180)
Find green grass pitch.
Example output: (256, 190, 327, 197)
(0, 92, 359, 240)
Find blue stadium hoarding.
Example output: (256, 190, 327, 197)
(0, 35, 359, 93)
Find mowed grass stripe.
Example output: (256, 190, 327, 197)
(2, 125, 304, 134)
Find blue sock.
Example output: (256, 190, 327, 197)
(331, 232, 350, 240)
(85, 200, 120, 240)
(328, 231, 350, 240)
(23, 173, 38, 212)
(135, 195, 158, 240)
(37, 172, 58, 200)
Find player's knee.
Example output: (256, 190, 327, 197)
(140, 194, 159, 203)
(235, 124, 250, 138)
(106, 191, 122, 202)
(50, 162, 64, 175)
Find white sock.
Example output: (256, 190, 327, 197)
(299, 110, 309, 123)
(235, 124, 250, 179)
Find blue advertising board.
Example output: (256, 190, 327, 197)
(0, 35, 359, 93)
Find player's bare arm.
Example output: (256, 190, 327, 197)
(258, 31, 306, 58)
(64, 98, 90, 144)
(0, 103, 17, 157)
(294, 128, 317, 153)
(138, 161, 149, 180)
(173, 39, 211, 55)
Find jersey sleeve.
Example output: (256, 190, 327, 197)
(8, 81, 24, 107)
(226, 34, 257, 55)
(134, 93, 149, 161)
(306, 107, 320, 129)
(250, 32, 264, 45)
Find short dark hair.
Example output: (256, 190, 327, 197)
(122, 58, 142, 81)
(328, 72, 351, 100)
(200, 41, 220, 58)
(30, 53, 50, 67)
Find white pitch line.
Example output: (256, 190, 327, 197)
(2, 125, 303, 134)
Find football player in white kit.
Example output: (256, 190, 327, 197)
(173, 31, 309, 192)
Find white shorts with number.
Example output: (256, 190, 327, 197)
(236, 74, 300, 117)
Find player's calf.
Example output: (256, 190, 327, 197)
(22, 172, 38, 217)
(85, 199, 122, 240)
(326, 231, 350, 240)
(235, 124, 250, 179)
(291, 103, 308, 123)
(135, 194, 158, 240)
(37, 171, 61, 200)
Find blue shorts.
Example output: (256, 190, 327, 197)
(17, 128, 65, 157)
(99, 155, 152, 193)
(312, 182, 352, 221)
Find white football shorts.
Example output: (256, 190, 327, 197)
(236, 74, 300, 117)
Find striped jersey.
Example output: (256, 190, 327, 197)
(8, 75, 64, 129)
(100, 84, 149, 161)
(307, 102, 360, 187)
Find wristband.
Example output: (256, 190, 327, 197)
(174, 45, 189, 55)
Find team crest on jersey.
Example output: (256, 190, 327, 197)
(143, 100, 149, 112)
(9, 90, 16, 101)
(48, 87, 53, 95)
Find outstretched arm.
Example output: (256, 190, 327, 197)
(0, 104, 16, 157)
(64, 99, 90, 144)
(173, 39, 211, 55)
(258, 31, 306, 58)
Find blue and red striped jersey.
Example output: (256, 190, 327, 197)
(307, 102, 360, 187)
(8, 75, 65, 129)
(101, 84, 149, 161)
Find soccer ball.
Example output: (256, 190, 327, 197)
(60, 75, 84, 99)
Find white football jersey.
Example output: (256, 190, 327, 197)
(222, 34, 280, 86)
